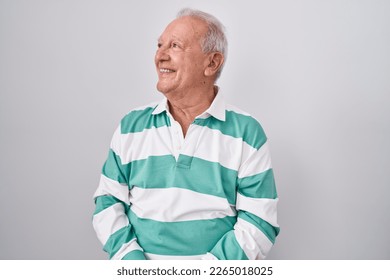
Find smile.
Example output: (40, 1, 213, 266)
(159, 68, 175, 73)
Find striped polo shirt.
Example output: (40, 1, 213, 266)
(93, 92, 279, 260)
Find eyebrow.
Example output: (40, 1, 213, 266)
(157, 35, 185, 44)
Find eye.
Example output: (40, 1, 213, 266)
(172, 42, 180, 48)
(157, 43, 162, 48)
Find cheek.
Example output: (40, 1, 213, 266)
(185, 58, 205, 74)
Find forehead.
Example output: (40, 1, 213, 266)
(159, 16, 208, 43)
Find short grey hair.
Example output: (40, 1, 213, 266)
(177, 8, 228, 79)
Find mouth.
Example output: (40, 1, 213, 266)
(159, 68, 176, 74)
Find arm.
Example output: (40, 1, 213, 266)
(92, 126, 146, 260)
(204, 138, 280, 260)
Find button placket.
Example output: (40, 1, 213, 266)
(170, 118, 184, 160)
(176, 117, 210, 169)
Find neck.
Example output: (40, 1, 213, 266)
(166, 85, 217, 136)
(167, 85, 216, 119)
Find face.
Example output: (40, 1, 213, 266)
(155, 17, 210, 97)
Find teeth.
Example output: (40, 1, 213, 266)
(160, 68, 174, 73)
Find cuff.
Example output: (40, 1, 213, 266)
(121, 250, 147, 260)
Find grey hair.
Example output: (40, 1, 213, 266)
(176, 8, 228, 79)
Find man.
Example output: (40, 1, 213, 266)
(93, 8, 279, 260)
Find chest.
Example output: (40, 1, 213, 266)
(123, 119, 244, 170)
(121, 120, 244, 204)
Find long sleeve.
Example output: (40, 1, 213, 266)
(204, 138, 280, 260)
(92, 125, 146, 260)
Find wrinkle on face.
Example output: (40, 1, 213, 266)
(155, 16, 210, 98)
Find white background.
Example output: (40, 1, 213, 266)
(0, 0, 389, 259)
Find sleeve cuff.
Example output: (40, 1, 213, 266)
(121, 250, 147, 260)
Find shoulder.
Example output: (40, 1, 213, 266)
(224, 103, 267, 149)
(120, 101, 160, 134)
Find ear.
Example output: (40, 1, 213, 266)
(204, 52, 224, 77)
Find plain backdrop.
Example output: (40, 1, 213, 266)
(1, 0, 389, 259)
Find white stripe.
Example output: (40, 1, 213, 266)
(145, 253, 207, 260)
(93, 174, 129, 204)
(236, 193, 279, 227)
(238, 141, 273, 178)
(113, 126, 173, 164)
(109, 125, 122, 157)
(111, 238, 143, 260)
(92, 203, 129, 245)
(182, 124, 254, 171)
(234, 217, 273, 260)
(130, 187, 236, 222)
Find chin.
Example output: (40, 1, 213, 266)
(156, 83, 169, 95)
(157, 81, 175, 94)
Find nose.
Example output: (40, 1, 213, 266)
(155, 45, 170, 63)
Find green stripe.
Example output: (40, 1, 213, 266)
(103, 225, 137, 259)
(122, 250, 146, 260)
(121, 107, 171, 133)
(101, 146, 238, 198)
(128, 155, 176, 189)
(193, 110, 267, 149)
(102, 149, 128, 184)
(128, 210, 236, 256)
(94, 196, 129, 215)
(238, 211, 280, 244)
(209, 231, 249, 260)
(128, 155, 238, 205)
(238, 169, 277, 199)
(175, 155, 238, 204)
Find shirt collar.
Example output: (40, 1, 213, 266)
(152, 98, 168, 115)
(152, 87, 226, 122)
(200, 89, 226, 121)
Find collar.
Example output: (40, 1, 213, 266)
(200, 90, 226, 121)
(152, 98, 168, 115)
(152, 88, 226, 122)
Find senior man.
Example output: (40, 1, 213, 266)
(93, 8, 279, 260)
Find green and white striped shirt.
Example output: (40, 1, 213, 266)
(93, 93, 279, 260)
